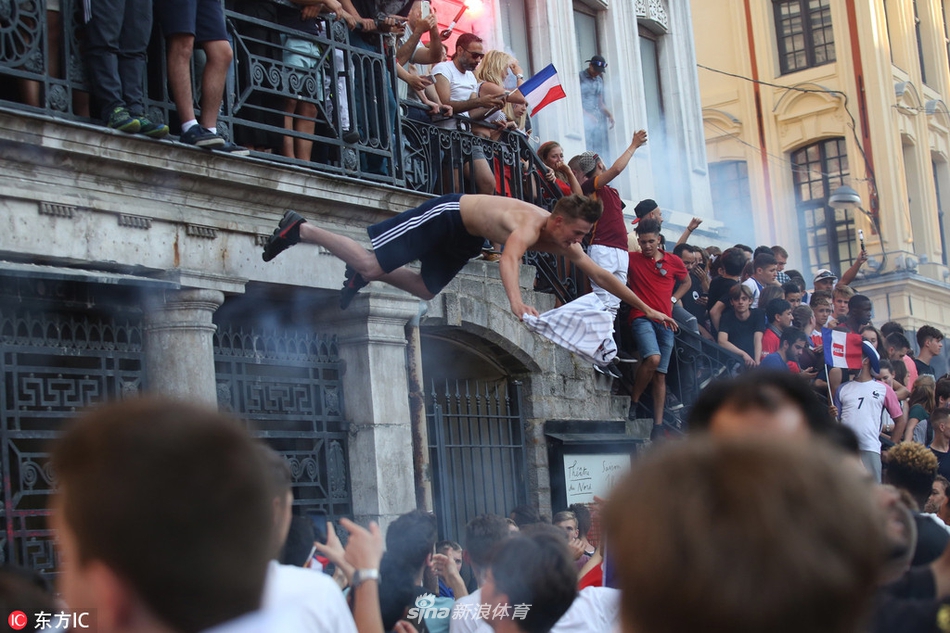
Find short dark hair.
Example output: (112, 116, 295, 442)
(51, 397, 273, 633)
(886, 332, 911, 351)
(489, 526, 577, 633)
(917, 325, 945, 348)
(753, 245, 773, 258)
(766, 298, 792, 323)
(780, 327, 808, 348)
(552, 194, 603, 224)
(635, 218, 662, 236)
(771, 245, 789, 259)
(849, 294, 872, 310)
(881, 321, 905, 337)
(785, 271, 807, 292)
(720, 248, 747, 276)
(932, 407, 950, 426)
(782, 282, 802, 296)
(733, 243, 753, 254)
(936, 380, 950, 403)
(465, 514, 511, 568)
(456, 32, 482, 51)
(672, 243, 693, 259)
(753, 253, 777, 271)
(385, 509, 438, 570)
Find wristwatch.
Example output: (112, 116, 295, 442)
(351, 568, 380, 587)
(671, 297, 678, 304)
(515, 73, 524, 79)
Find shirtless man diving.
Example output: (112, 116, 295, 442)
(262, 193, 676, 328)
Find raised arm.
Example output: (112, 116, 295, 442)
(596, 130, 646, 187)
(396, 10, 440, 65)
(838, 249, 868, 287)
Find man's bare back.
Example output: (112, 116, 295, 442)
(459, 195, 576, 256)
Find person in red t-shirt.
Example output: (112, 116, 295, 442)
(627, 218, 689, 439)
(570, 130, 648, 322)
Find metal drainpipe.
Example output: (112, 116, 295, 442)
(406, 301, 433, 511)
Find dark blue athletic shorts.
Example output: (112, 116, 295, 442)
(367, 194, 484, 295)
(156, 0, 229, 42)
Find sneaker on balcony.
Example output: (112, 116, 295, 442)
(215, 139, 250, 156)
(593, 361, 623, 380)
(342, 129, 361, 144)
(107, 107, 141, 133)
(179, 125, 225, 149)
(262, 210, 306, 262)
(665, 393, 684, 412)
(340, 265, 369, 310)
(134, 115, 170, 139)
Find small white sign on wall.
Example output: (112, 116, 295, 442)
(562, 453, 632, 505)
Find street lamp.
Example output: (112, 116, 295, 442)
(828, 185, 862, 209)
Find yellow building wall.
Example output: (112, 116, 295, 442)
(693, 0, 950, 332)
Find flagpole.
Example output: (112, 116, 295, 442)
(824, 365, 833, 402)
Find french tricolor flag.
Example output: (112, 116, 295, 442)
(518, 64, 567, 115)
(822, 328, 864, 369)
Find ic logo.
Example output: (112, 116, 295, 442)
(8, 610, 27, 630)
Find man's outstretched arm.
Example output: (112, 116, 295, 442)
(569, 248, 678, 330)
(499, 227, 541, 319)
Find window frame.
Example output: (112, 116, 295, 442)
(773, 0, 836, 75)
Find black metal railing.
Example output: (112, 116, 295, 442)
(665, 327, 745, 425)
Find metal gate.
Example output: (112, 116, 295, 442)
(214, 325, 352, 522)
(0, 281, 145, 576)
(427, 380, 528, 541)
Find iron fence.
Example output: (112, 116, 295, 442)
(427, 379, 527, 542)
(214, 325, 352, 522)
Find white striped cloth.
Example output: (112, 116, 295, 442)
(523, 294, 617, 366)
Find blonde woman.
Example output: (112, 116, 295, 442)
(471, 50, 526, 138)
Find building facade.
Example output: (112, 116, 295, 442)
(0, 0, 711, 573)
(694, 0, 950, 336)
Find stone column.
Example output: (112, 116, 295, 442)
(144, 289, 224, 406)
(325, 291, 422, 531)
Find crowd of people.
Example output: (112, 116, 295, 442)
(11, 377, 950, 632)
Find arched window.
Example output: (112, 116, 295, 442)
(791, 138, 856, 276)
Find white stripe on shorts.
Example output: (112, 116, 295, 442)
(371, 201, 457, 249)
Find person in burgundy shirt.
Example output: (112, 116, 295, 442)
(627, 218, 689, 439)
(571, 130, 648, 322)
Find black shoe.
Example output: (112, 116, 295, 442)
(262, 210, 306, 262)
(339, 265, 369, 310)
(650, 423, 668, 442)
(665, 393, 684, 412)
(343, 129, 361, 144)
(594, 362, 623, 380)
(215, 139, 250, 156)
(180, 125, 225, 148)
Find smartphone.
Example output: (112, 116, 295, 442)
(420, 0, 430, 17)
(309, 511, 328, 545)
